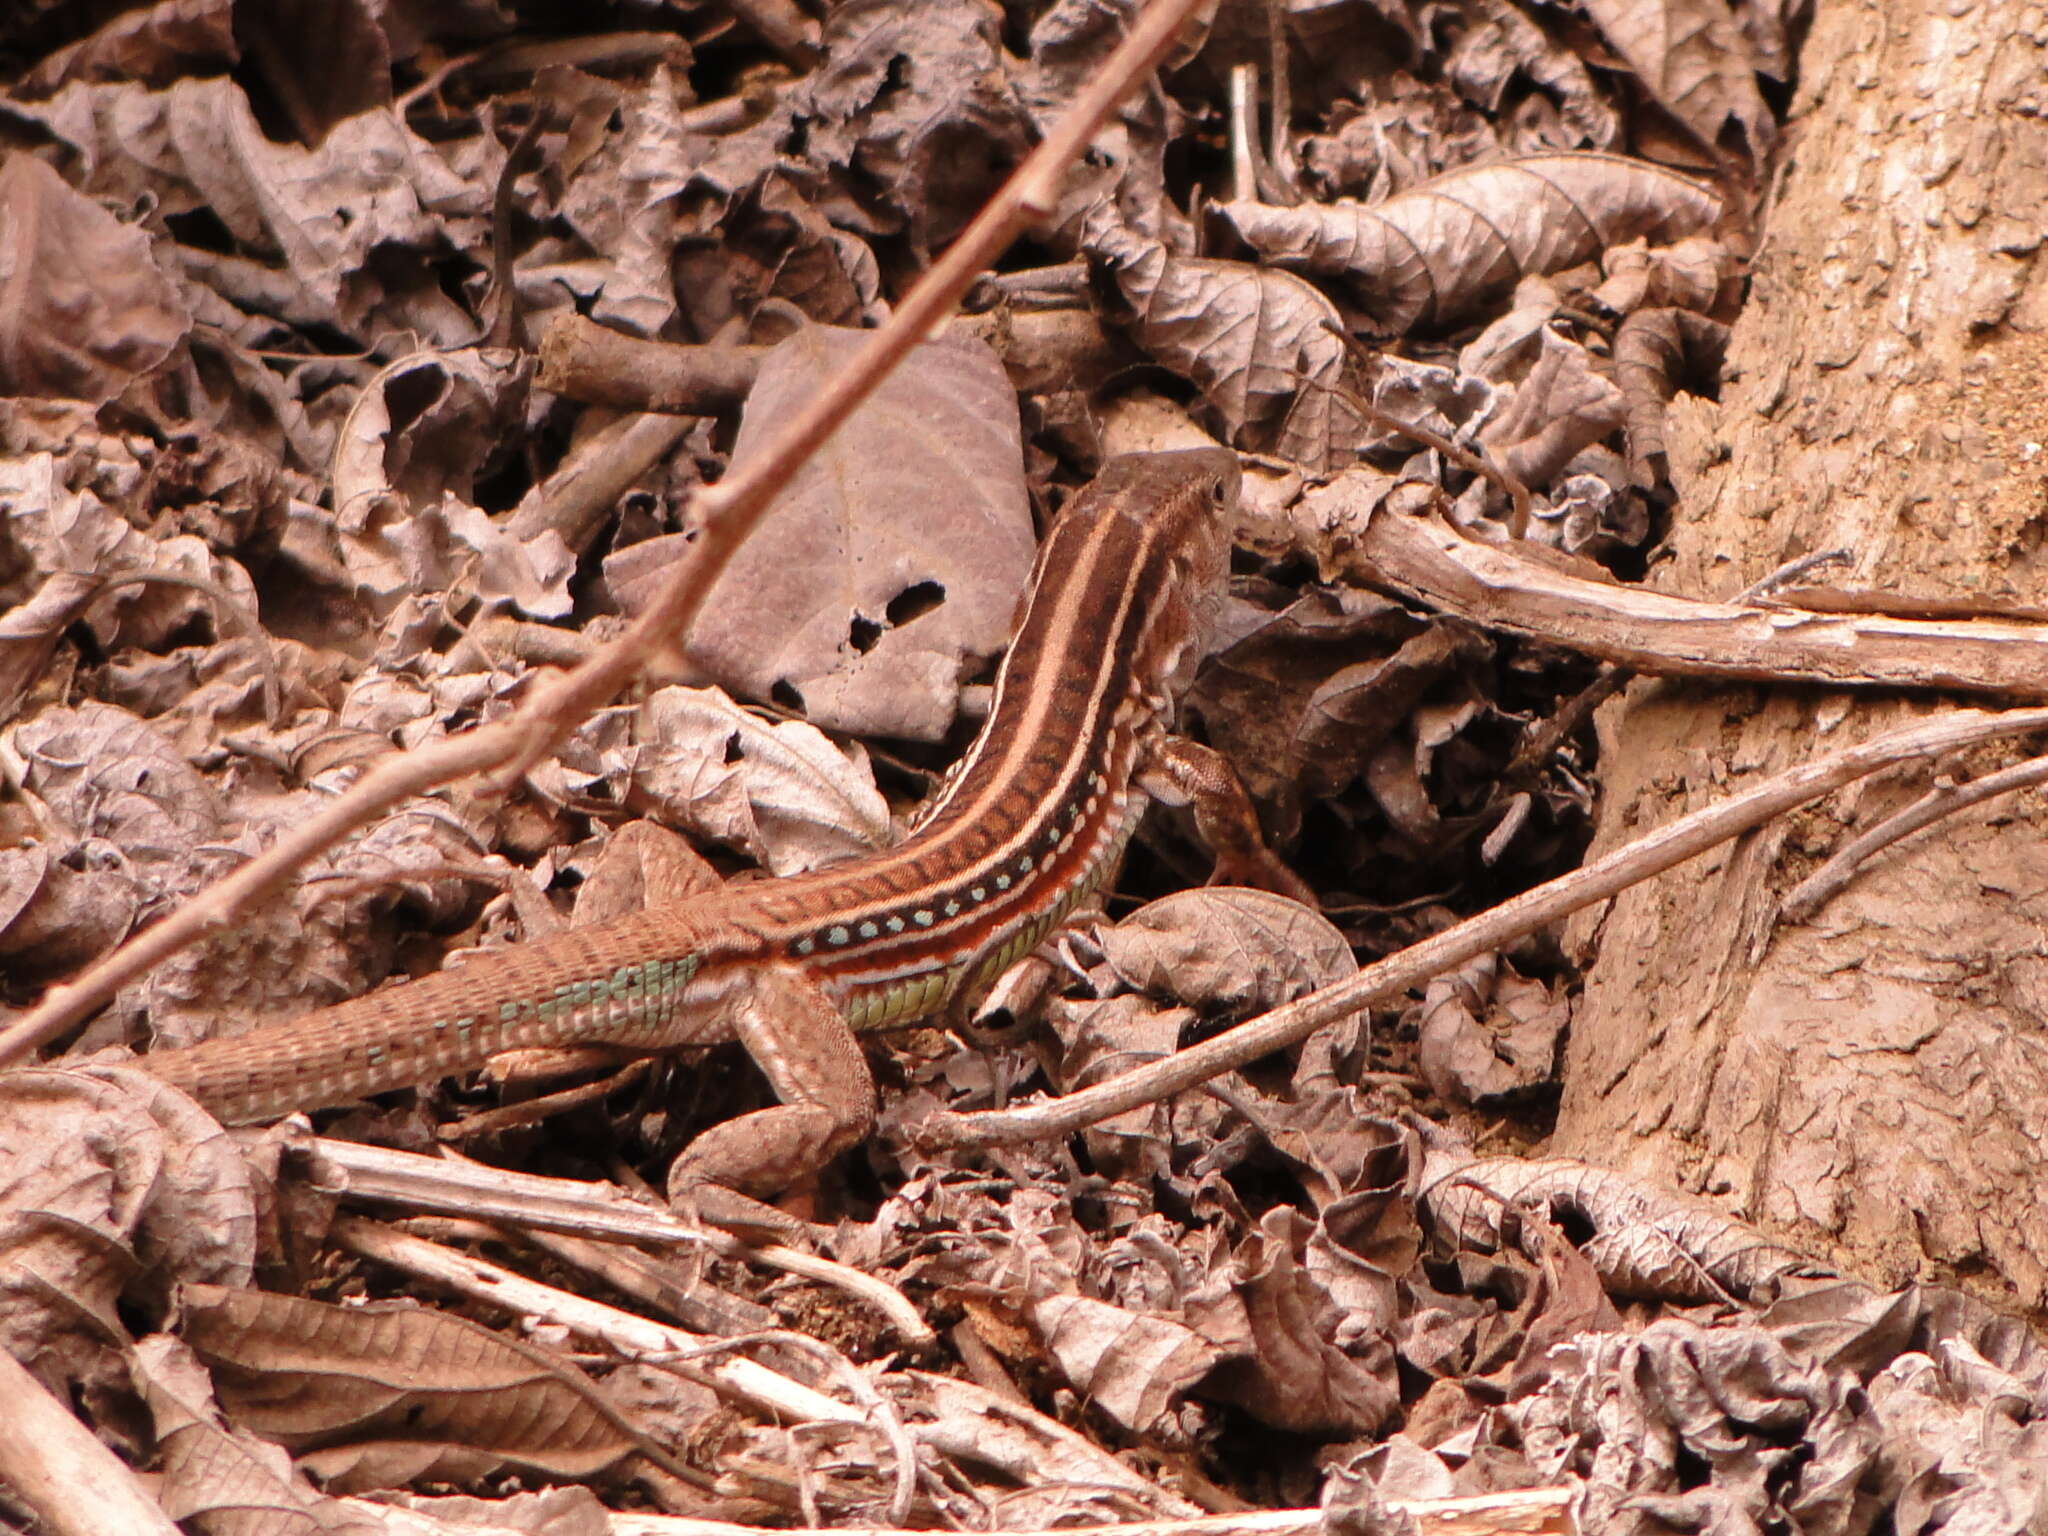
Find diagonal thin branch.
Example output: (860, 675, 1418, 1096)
(0, 0, 1211, 1070)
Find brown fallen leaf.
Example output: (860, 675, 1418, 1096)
(1476, 327, 1626, 495)
(177, 1283, 668, 1495)
(628, 684, 893, 877)
(1577, 0, 1775, 163)
(1413, 952, 1566, 1106)
(15, 1, 239, 99)
(1031, 1292, 1221, 1440)
(134, 1333, 384, 1536)
(17, 76, 495, 342)
(789, 0, 1034, 257)
(648, 325, 1035, 743)
(1093, 886, 1357, 1018)
(1613, 305, 1731, 489)
(1201, 1206, 1402, 1436)
(1217, 152, 1724, 334)
(1420, 1153, 1820, 1302)
(1082, 202, 1366, 472)
(0, 152, 189, 403)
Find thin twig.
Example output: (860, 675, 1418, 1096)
(592, 1487, 1579, 1536)
(1502, 550, 1855, 785)
(921, 706, 2048, 1150)
(0, 0, 1210, 1071)
(1781, 750, 2048, 921)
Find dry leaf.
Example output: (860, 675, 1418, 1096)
(1083, 203, 1365, 472)
(0, 1066, 256, 1429)
(16, 0, 239, 98)
(1413, 954, 1565, 1105)
(1031, 1293, 1220, 1438)
(178, 1284, 654, 1494)
(660, 326, 1034, 742)
(792, 0, 1033, 255)
(1614, 305, 1730, 488)
(134, 1333, 382, 1535)
(631, 684, 893, 876)
(0, 153, 189, 403)
(1094, 886, 1357, 1016)
(1475, 326, 1626, 494)
(1577, 0, 1774, 162)
(1217, 152, 1724, 333)
(1205, 1207, 1401, 1436)
(1421, 1154, 1819, 1302)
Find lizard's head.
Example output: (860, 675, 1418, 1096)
(1059, 447, 1242, 707)
(982, 446, 1245, 760)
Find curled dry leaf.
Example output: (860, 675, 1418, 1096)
(540, 60, 699, 337)
(1421, 1153, 1820, 1302)
(1614, 305, 1731, 488)
(1475, 326, 1626, 500)
(14, 701, 225, 863)
(1577, 0, 1775, 163)
(1509, 1320, 1874, 1535)
(631, 685, 893, 877)
(904, 1370, 1205, 1522)
(792, 0, 1034, 255)
(1217, 152, 1724, 333)
(0, 449, 255, 657)
(330, 349, 568, 618)
(176, 1283, 655, 1494)
(132, 1333, 382, 1536)
(1294, 620, 1493, 799)
(1444, 0, 1621, 153)
(1082, 203, 1365, 472)
(1041, 993, 1199, 1181)
(1414, 953, 1566, 1106)
(15, 1, 240, 99)
(658, 326, 1035, 742)
(1031, 1293, 1220, 1439)
(0, 152, 189, 403)
(20, 76, 489, 341)
(1208, 1206, 1402, 1436)
(1588, 233, 1731, 315)
(1185, 581, 1423, 810)
(707, 171, 887, 329)
(1094, 886, 1358, 1017)
(0, 840, 141, 977)
(0, 1067, 257, 1424)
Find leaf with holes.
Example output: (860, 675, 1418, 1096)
(660, 325, 1034, 742)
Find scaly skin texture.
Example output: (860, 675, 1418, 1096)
(136, 450, 1251, 1213)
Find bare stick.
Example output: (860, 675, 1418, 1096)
(0, 0, 1210, 1070)
(1781, 749, 2048, 921)
(596, 1488, 1577, 1536)
(920, 706, 2048, 1150)
(1354, 509, 2048, 699)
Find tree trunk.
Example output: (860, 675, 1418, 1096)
(1553, 0, 2048, 1310)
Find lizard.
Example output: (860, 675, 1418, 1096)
(133, 448, 1303, 1227)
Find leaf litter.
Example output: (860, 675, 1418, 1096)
(0, 2, 2036, 1534)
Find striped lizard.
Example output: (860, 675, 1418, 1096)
(136, 448, 1304, 1227)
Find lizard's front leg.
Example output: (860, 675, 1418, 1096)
(1137, 736, 1318, 906)
(664, 961, 875, 1238)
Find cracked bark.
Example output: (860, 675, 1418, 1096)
(1554, 0, 2048, 1309)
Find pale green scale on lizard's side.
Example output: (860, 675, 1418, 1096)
(414, 954, 706, 1044)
